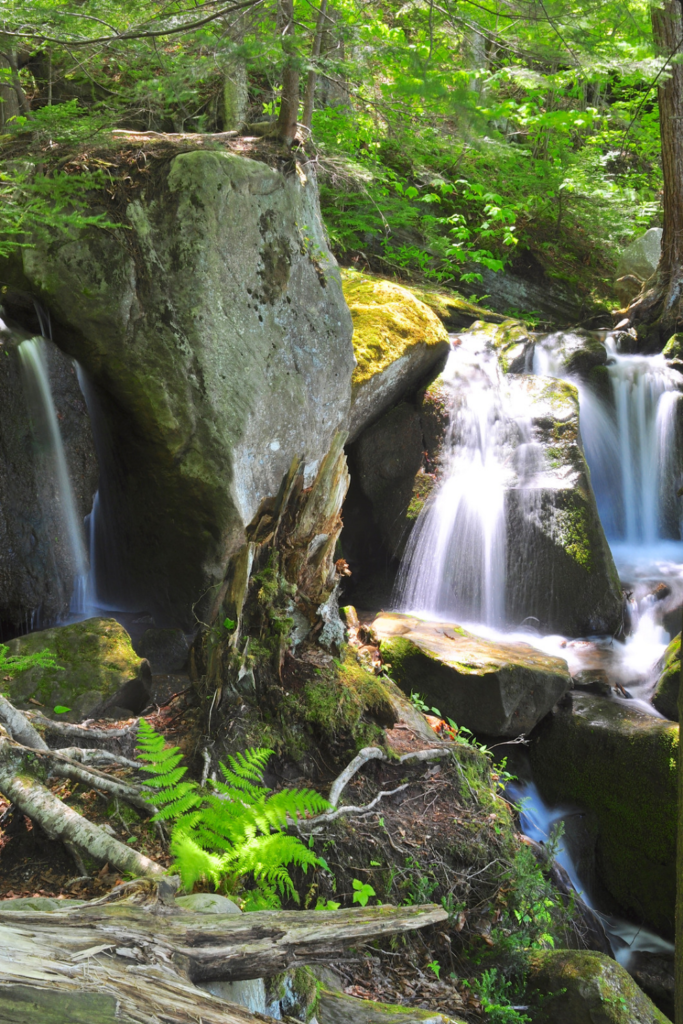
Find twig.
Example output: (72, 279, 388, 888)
(327, 745, 452, 807)
(307, 784, 410, 825)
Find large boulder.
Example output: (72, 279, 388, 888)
(652, 632, 679, 720)
(374, 612, 571, 737)
(7, 148, 354, 626)
(0, 329, 97, 633)
(4, 617, 150, 721)
(527, 950, 670, 1024)
(344, 270, 450, 441)
(317, 987, 466, 1024)
(615, 228, 662, 304)
(530, 692, 678, 937)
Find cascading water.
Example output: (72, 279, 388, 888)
(18, 337, 90, 615)
(394, 332, 534, 625)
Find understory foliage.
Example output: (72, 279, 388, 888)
(136, 719, 329, 906)
(0, 643, 63, 680)
(0, 0, 666, 303)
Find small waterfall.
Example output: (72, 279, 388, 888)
(534, 335, 683, 548)
(394, 332, 529, 626)
(18, 338, 89, 614)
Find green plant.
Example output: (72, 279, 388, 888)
(136, 719, 330, 903)
(0, 643, 64, 678)
(470, 969, 531, 1024)
(351, 879, 376, 906)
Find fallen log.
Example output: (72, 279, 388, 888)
(0, 900, 447, 1024)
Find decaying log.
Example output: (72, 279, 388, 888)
(0, 732, 164, 878)
(0, 901, 447, 1024)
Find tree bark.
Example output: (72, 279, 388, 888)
(302, 0, 329, 131)
(0, 901, 447, 1023)
(629, 0, 683, 347)
(276, 0, 300, 144)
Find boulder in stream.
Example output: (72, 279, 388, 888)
(4, 617, 150, 721)
(530, 691, 678, 938)
(652, 631, 679, 720)
(527, 949, 670, 1024)
(615, 227, 662, 305)
(374, 612, 571, 737)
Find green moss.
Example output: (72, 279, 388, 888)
(556, 501, 593, 570)
(303, 657, 394, 744)
(653, 632, 679, 720)
(530, 694, 678, 936)
(5, 618, 143, 718)
(406, 470, 435, 522)
(528, 950, 670, 1023)
(407, 281, 505, 331)
(663, 332, 683, 360)
(341, 268, 448, 387)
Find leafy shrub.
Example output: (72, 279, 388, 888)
(136, 719, 330, 904)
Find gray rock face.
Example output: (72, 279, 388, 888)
(375, 612, 571, 737)
(615, 227, 662, 303)
(14, 151, 354, 626)
(0, 330, 97, 635)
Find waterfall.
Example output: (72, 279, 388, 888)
(534, 335, 683, 550)
(18, 338, 89, 614)
(394, 332, 528, 626)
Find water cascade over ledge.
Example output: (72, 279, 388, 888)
(18, 337, 90, 616)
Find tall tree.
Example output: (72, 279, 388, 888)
(275, 0, 300, 144)
(628, 0, 683, 348)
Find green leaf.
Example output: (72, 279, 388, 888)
(53, 705, 71, 714)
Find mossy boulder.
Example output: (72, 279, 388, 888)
(663, 333, 683, 369)
(504, 374, 622, 636)
(407, 282, 506, 331)
(4, 617, 148, 721)
(527, 949, 670, 1023)
(318, 987, 466, 1024)
(374, 612, 571, 737)
(530, 692, 678, 937)
(343, 269, 450, 440)
(16, 149, 354, 627)
(488, 318, 534, 373)
(652, 633, 679, 720)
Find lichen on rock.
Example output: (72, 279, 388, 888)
(652, 632, 679, 720)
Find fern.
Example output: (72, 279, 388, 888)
(136, 721, 330, 903)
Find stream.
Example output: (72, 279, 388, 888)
(394, 325, 682, 962)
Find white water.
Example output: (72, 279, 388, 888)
(394, 332, 528, 626)
(18, 338, 89, 614)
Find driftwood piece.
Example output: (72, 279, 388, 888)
(0, 901, 447, 1024)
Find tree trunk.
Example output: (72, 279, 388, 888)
(629, 0, 683, 348)
(302, 0, 329, 131)
(0, 900, 447, 1023)
(276, 0, 300, 144)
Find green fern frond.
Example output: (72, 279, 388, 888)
(136, 722, 330, 901)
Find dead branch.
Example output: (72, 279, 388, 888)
(327, 745, 453, 807)
(0, 731, 163, 878)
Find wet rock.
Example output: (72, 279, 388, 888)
(0, 332, 98, 634)
(504, 375, 623, 637)
(489, 318, 535, 373)
(14, 149, 354, 627)
(136, 627, 189, 674)
(4, 617, 149, 721)
(663, 333, 683, 370)
(476, 259, 587, 323)
(344, 270, 450, 442)
(615, 228, 662, 305)
(628, 951, 675, 1021)
(572, 668, 612, 697)
(317, 987, 466, 1024)
(527, 949, 670, 1023)
(652, 632, 679, 721)
(374, 612, 571, 737)
(530, 692, 678, 937)
(352, 403, 425, 558)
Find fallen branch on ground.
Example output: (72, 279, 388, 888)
(0, 897, 447, 1023)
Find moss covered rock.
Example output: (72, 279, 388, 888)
(488, 318, 534, 373)
(374, 612, 570, 737)
(4, 617, 147, 721)
(343, 270, 450, 440)
(530, 692, 678, 937)
(663, 333, 683, 368)
(527, 949, 670, 1023)
(318, 987, 466, 1024)
(652, 633, 679, 721)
